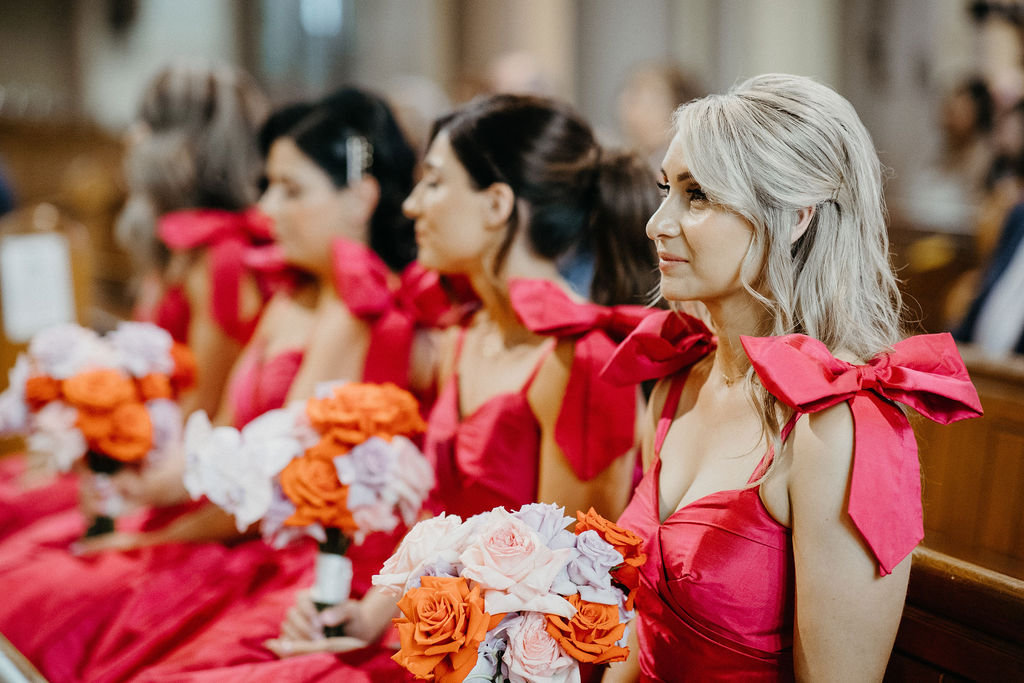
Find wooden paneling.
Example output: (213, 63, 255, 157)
(916, 346, 1024, 572)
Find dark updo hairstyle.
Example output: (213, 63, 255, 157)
(430, 94, 659, 305)
(261, 88, 417, 272)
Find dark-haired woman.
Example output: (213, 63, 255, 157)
(269, 94, 661, 675)
(0, 87, 442, 683)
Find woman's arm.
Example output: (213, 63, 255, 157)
(74, 501, 249, 554)
(787, 403, 910, 682)
(182, 253, 245, 417)
(529, 342, 638, 520)
(602, 622, 640, 683)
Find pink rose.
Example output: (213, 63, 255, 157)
(502, 612, 580, 683)
(459, 508, 575, 617)
(372, 513, 469, 594)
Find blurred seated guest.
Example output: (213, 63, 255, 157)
(617, 61, 705, 172)
(954, 201, 1024, 355)
(116, 60, 271, 418)
(895, 76, 994, 234)
(0, 61, 267, 542)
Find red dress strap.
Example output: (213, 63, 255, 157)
(741, 332, 983, 575)
(653, 373, 687, 457)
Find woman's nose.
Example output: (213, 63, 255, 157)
(646, 204, 680, 240)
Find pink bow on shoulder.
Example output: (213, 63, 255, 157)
(741, 333, 983, 575)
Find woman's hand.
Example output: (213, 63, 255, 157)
(71, 530, 157, 555)
(265, 588, 398, 658)
(264, 590, 370, 658)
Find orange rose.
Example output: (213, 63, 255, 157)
(170, 343, 197, 394)
(63, 369, 137, 411)
(24, 375, 62, 410)
(95, 402, 153, 463)
(306, 383, 426, 446)
(137, 373, 173, 401)
(545, 593, 629, 665)
(279, 454, 356, 531)
(76, 409, 112, 443)
(392, 576, 504, 682)
(575, 508, 647, 601)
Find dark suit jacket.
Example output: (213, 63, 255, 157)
(954, 202, 1024, 354)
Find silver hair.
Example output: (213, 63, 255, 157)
(672, 73, 904, 455)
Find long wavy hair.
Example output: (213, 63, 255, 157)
(673, 73, 905, 453)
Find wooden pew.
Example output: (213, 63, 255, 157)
(885, 345, 1024, 681)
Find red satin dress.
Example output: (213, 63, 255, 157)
(425, 278, 651, 516)
(610, 312, 983, 681)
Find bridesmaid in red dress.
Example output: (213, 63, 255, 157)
(603, 74, 983, 682)
(269, 94, 662, 669)
(0, 88, 429, 683)
(0, 61, 270, 542)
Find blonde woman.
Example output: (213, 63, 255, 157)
(605, 74, 983, 681)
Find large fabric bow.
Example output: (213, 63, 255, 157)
(509, 279, 654, 480)
(158, 208, 274, 343)
(333, 239, 471, 387)
(600, 309, 716, 386)
(741, 333, 983, 575)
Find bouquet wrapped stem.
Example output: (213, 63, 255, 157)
(83, 449, 125, 538)
(312, 527, 352, 637)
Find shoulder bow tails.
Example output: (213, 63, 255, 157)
(159, 209, 275, 344)
(599, 309, 716, 386)
(332, 242, 471, 388)
(509, 279, 654, 480)
(741, 333, 983, 575)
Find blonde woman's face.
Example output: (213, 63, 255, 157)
(402, 132, 496, 275)
(259, 137, 364, 273)
(647, 133, 755, 304)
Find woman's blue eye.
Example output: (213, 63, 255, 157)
(686, 187, 708, 202)
(656, 182, 670, 196)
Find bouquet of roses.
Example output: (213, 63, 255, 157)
(0, 321, 197, 536)
(371, 503, 646, 683)
(184, 381, 434, 631)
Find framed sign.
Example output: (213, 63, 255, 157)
(0, 232, 76, 343)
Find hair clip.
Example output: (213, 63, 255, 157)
(345, 136, 373, 185)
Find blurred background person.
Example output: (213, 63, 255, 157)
(617, 61, 705, 172)
(117, 60, 271, 418)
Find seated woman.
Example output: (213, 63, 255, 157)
(0, 87, 427, 683)
(0, 61, 269, 541)
(264, 94, 662, 671)
(602, 74, 983, 682)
